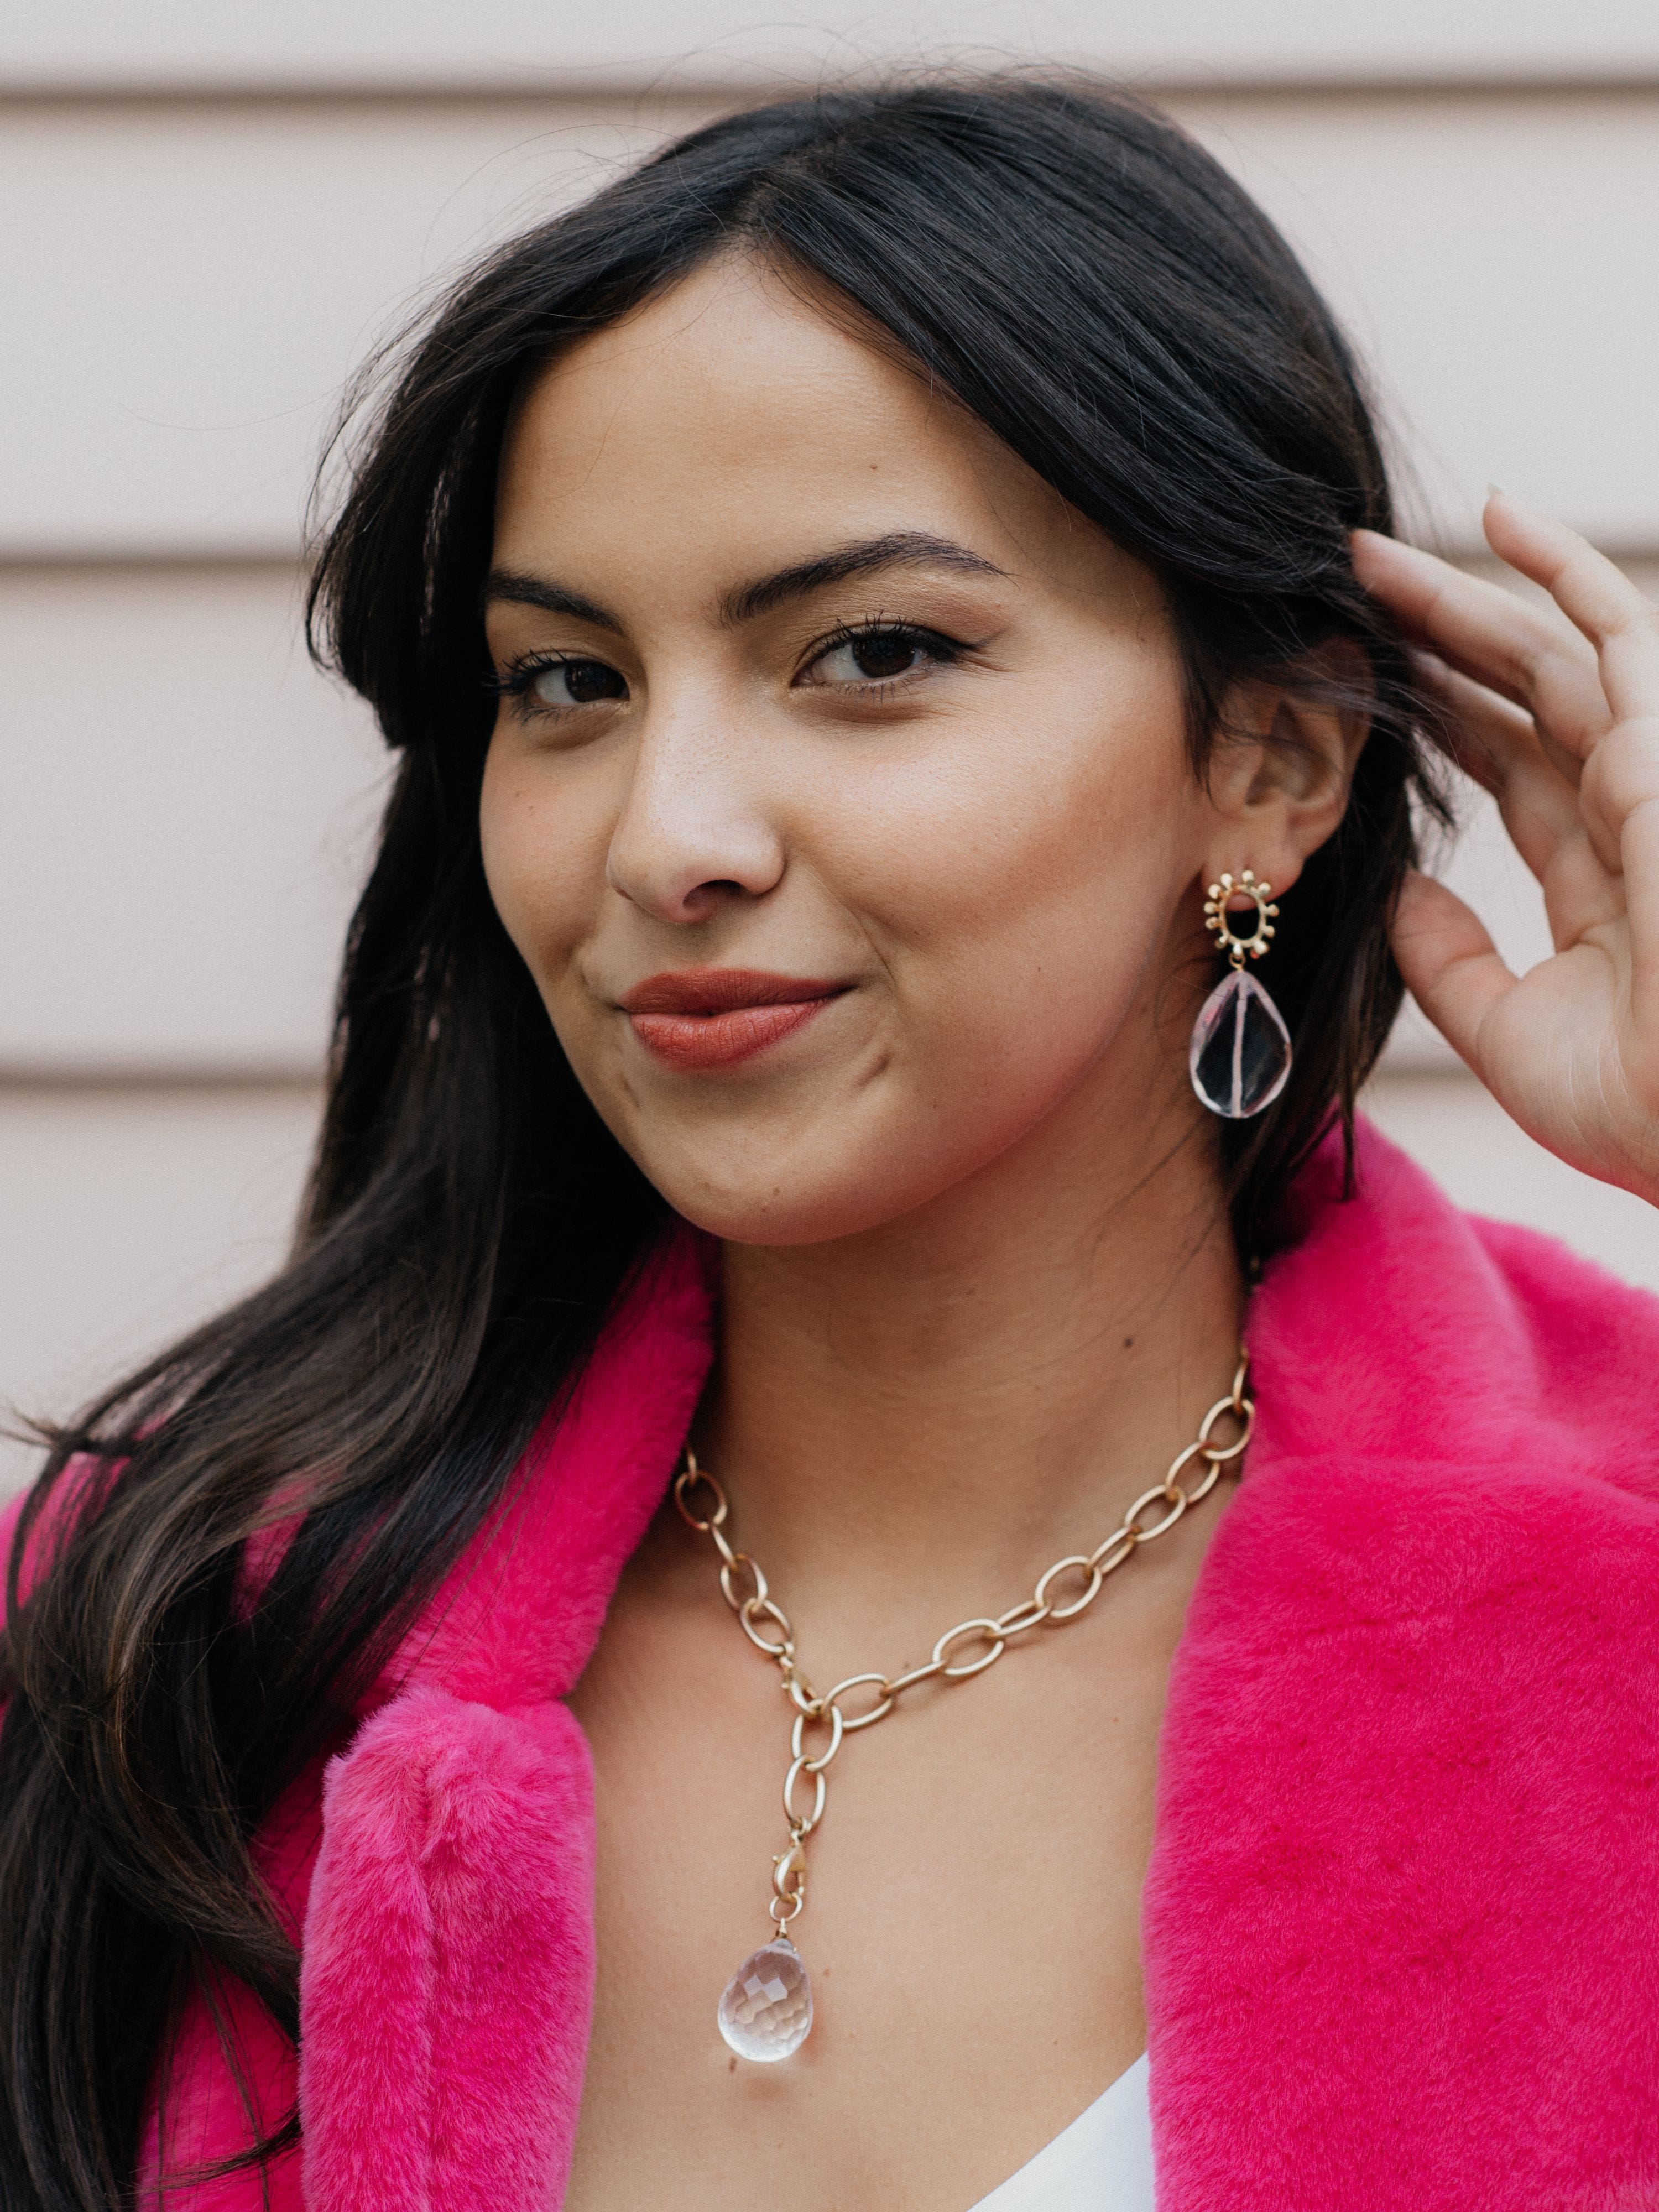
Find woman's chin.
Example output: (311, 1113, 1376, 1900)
(640, 1110, 1042, 1248)
(634, 1124, 943, 1248)
(603, 1078, 938, 1246)
(661, 1169, 916, 1249)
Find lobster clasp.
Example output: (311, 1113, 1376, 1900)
(771, 1840, 807, 1904)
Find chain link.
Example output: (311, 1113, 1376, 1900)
(674, 1349, 1251, 1942)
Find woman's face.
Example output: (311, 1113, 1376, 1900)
(482, 257, 1295, 1245)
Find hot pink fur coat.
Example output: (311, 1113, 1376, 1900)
(11, 1121, 1659, 2206)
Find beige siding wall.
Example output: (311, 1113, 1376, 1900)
(4, 4, 1657, 1490)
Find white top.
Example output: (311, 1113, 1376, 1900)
(967, 2054, 1154, 2211)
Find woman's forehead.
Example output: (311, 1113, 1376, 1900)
(495, 262, 1132, 617)
(505, 258, 987, 499)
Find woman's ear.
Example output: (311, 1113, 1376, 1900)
(1199, 648, 1370, 896)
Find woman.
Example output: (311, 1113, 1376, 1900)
(3, 77, 1657, 2212)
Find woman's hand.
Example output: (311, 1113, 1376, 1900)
(1352, 494, 1659, 1205)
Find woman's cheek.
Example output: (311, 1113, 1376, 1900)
(479, 748, 603, 993)
(478, 741, 542, 954)
(850, 711, 1178, 1001)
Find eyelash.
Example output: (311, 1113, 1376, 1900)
(483, 619, 971, 722)
(482, 654, 591, 707)
(799, 618, 969, 695)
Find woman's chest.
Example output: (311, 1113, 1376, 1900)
(561, 1587, 1180, 2212)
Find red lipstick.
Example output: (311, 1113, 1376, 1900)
(620, 968, 851, 1071)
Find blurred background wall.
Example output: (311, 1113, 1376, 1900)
(4, 0, 1658, 1491)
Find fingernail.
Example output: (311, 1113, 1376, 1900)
(1486, 482, 1506, 498)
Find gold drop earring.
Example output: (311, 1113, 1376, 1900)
(1189, 869, 1292, 1119)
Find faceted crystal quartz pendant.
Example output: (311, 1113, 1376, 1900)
(1189, 968, 1292, 1120)
(717, 1937, 813, 2061)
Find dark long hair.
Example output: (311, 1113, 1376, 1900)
(0, 77, 1445, 2205)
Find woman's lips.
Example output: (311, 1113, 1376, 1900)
(620, 969, 851, 1071)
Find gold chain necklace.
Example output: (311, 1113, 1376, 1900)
(674, 1350, 1254, 2062)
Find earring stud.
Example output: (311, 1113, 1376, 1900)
(1202, 869, 1278, 968)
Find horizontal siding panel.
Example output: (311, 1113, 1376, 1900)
(1173, 91, 1659, 549)
(6, 0, 1659, 93)
(0, 566, 386, 1071)
(0, 1082, 321, 1494)
(2, 91, 1656, 557)
(0, 99, 717, 559)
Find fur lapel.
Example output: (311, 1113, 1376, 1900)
(298, 1233, 714, 2210)
(1145, 1128, 1659, 2208)
(300, 1690, 599, 2211)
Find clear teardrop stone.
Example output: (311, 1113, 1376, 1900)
(1189, 968, 1292, 1119)
(717, 1936, 813, 2061)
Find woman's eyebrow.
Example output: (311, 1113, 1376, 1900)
(721, 533, 1007, 625)
(482, 571, 622, 630)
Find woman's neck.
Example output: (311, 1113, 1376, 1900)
(692, 1082, 1245, 1663)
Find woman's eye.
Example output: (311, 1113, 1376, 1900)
(806, 626, 954, 688)
(527, 658, 628, 708)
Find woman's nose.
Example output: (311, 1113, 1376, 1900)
(604, 705, 787, 924)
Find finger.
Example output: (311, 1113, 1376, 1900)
(1413, 648, 1565, 791)
(1410, 635, 1585, 792)
(1420, 650, 1625, 950)
(1389, 869, 1520, 1081)
(1483, 499, 1659, 899)
(1353, 527, 1611, 766)
(1623, 782, 1659, 1046)
(1578, 718, 1659, 1045)
(1483, 494, 1659, 727)
(1413, 653, 1587, 881)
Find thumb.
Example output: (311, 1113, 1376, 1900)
(1390, 868, 1519, 1080)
